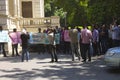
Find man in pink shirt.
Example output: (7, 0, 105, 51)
(9, 28, 20, 56)
(81, 26, 92, 62)
(63, 27, 71, 54)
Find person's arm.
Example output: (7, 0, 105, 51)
(8, 33, 14, 42)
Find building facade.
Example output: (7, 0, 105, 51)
(0, 0, 60, 53)
(0, 0, 60, 31)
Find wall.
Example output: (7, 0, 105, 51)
(20, 0, 44, 18)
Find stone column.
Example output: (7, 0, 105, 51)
(14, 0, 17, 17)
(40, 0, 44, 17)
(17, 0, 20, 17)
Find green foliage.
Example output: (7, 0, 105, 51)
(45, 0, 120, 27)
(88, 0, 120, 25)
(54, 8, 65, 19)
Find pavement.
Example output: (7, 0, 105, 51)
(0, 52, 119, 80)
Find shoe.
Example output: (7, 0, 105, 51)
(49, 61, 54, 63)
(16, 54, 20, 56)
(12, 55, 14, 57)
(82, 60, 86, 62)
(88, 59, 91, 62)
(78, 57, 80, 61)
(21, 60, 24, 62)
(3, 55, 7, 57)
(55, 60, 58, 62)
(72, 59, 75, 61)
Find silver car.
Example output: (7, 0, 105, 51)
(104, 47, 120, 67)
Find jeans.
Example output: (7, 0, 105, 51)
(0, 43, 6, 57)
(48, 45, 58, 62)
(100, 39, 108, 54)
(82, 43, 91, 61)
(71, 42, 80, 61)
(21, 48, 29, 62)
(12, 44, 19, 56)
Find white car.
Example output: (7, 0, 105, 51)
(104, 47, 120, 67)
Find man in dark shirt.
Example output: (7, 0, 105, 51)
(21, 29, 30, 62)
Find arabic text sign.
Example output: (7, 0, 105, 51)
(0, 31, 9, 42)
(29, 33, 60, 44)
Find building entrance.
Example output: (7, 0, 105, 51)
(22, 1, 33, 18)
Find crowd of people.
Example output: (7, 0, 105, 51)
(32, 21, 120, 62)
(0, 21, 120, 63)
(38, 22, 120, 62)
(0, 26, 30, 62)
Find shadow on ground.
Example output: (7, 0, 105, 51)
(0, 53, 120, 80)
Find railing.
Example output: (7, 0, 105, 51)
(18, 16, 60, 28)
(0, 15, 60, 31)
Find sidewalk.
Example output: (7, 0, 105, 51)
(0, 53, 104, 80)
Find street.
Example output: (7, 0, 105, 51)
(0, 53, 120, 80)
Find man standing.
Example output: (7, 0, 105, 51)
(112, 22, 120, 47)
(47, 28, 58, 62)
(37, 28, 44, 54)
(92, 25, 99, 56)
(81, 26, 92, 62)
(21, 29, 30, 62)
(99, 24, 108, 54)
(9, 28, 20, 56)
(69, 28, 81, 61)
(0, 26, 7, 57)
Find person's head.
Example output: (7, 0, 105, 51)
(64, 27, 68, 30)
(22, 28, 27, 34)
(55, 26, 58, 29)
(38, 28, 41, 33)
(83, 25, 88, 29)
(48, 28, 53, 34)
(93, 24, 98, 29)
(13, 28, 17, 32)
(43, 29, 46, 33)
(114, 21, 119, 26)
(77, 27, 81, 32)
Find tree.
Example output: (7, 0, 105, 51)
(45, 0, 120, 27)
(87, 0, 120, 25)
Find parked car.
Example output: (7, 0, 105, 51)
(104, 47, 120, 67)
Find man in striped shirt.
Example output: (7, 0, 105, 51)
(81, 26, 92, 62)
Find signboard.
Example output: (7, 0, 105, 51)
(29, 33, 46, 44)
(55, 33, 60, 44)
(0, 30, 9, 42)
(29, 33, 60, 44)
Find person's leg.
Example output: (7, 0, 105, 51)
(93, 42, 97, 56)
(12, 44, 15, 56)
(21, 48, 25, 62)
(75, 43, 80, 61)
(80, 43, 84, 59)
(102, 40, 107, 54)
(82, 44, 88, 62)
(64, 41, 67, 54)
(53, 45, 58, 62)
(87, 44, 91, 61)
(15, 44, 19, 56)
(25, 49, 29, 61)
(56, 44, 60, 54)
(40, 44, 44, 54)
(37, 44, 40, 54)
(70, 43, 75, 61)
(48, 45, 54, 62)
(67, 42, 71, 54)
(1, 43, 7, 57)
